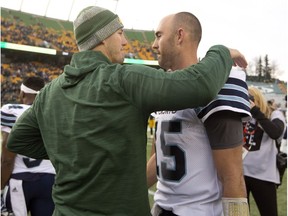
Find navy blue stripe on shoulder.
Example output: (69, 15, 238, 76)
(1, 111, 17, 128)
(1, 111, 15, 118)
(219, 88, 248, 99)
(197, 77, 250, 120)
(197, 99, 250, 119)
(227, 77, 247, 88)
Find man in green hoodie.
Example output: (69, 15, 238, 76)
(7, 6, 247, 216)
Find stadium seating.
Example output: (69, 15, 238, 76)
(1, 8, 158, 59)
(1, 60, 64, 104)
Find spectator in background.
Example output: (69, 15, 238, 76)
(281, 126, 287, 153)
(6, 6, 247, 216)
(148, 115, 155, 138)
(1, 76, 55, 216)
(280, 95, 287, 153)
(243, 86, 286, 216)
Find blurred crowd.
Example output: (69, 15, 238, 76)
(1, 62, 63, 104)
(1, 16, 158, 59)
(1, 17, 78, 53)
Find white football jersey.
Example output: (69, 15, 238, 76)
(153, 67, 251, 216)
(154, 109, 223, 215)
(1, 104, 55, 174)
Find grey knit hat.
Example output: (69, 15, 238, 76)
(74, 6, 124, 51)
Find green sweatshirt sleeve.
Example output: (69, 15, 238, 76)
(7, 106, 49, 159)
(119, 45, 233, 112)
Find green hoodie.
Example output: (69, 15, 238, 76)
(7, 45, 232, 216)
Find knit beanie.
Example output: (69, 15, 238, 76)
(74, 6, 124, 51)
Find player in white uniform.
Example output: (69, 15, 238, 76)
(150, 68, 251, 216)
(147, 12, 251, 216)
(1, 77, 55, 216)
(153, 109, 223, 215)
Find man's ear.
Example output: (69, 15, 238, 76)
(18, 91, 25, 103)
(176, 28, 184, 44)
(19, 91, 24, 99)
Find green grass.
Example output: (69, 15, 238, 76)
(248, 172, 287, 216)
(146, 136, 287, 215)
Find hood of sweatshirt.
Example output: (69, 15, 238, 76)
(60, 50, 111, 89)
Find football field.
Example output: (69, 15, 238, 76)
(1, 135, 286, 215)
(146, 137, 287, 216)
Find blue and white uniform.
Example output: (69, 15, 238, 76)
(1, 104, 55, 175)
(153, 68, 251, 216)
(1, 104, 55, 216)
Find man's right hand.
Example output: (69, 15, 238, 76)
(229, 48, 248, 69)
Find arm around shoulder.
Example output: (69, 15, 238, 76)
(195, 45, 247, 105)
(190, 45, 233, 103)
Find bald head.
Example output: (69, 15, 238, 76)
(152, 12, 202, 70)
(172, 12, 202, 45)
